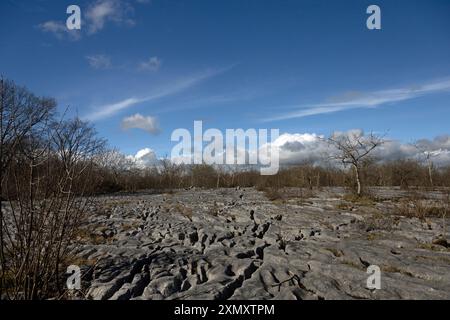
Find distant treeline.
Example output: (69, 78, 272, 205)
(92, 160, 450, 194)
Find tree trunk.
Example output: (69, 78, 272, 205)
(354, 164, 361, 196)
(216, 172, 220, 188)
(427, 160, 434, 188)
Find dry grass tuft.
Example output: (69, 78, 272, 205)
(396, 198, 448, 220)
(262, 187, 283, 201)
(342, 193, 376, 206)
(173, 203, 193, 221)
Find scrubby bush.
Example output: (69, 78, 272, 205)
(1, 79, 105, 299)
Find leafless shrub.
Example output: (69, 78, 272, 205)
(0, 79, 105, 299)
(364, 210, 400, 232)
(388, 160, 424, 189)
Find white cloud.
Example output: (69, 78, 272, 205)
(86, 54, 111, 69)
(121, 113, 160, 134)
(138, 56, 161, 72)
(127, 148, 160, 168)
(84, 66, 234, 121)
(254, 131, 450, 168)
(411, 135, 450, 166)
(261, 132, 329, 166)
(38, 20, 81, 40)
(293, 134, 450, 167)
(264, 79, 450, 122)
(86, 0, 135, 34)
(415, 135, 450, 151)
(126, 132, 450, 170)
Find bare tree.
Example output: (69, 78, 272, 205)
(1, 79, 105, 299)
(93, 148, 135, 192)
(98, 149, 133, 181)
(414, 141, 437, 188)
(1, 79, 56, 298)
(328, 131, 384, 196)
(0, 79, 55, 178)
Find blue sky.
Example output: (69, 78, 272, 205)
(1, 0, 450, 157)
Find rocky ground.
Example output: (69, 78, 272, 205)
(72, 187, 450, 300)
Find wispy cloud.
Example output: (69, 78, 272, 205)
(138, 56, 161, 72)
(121, 113, 160, 134)
(38, 20, 81, 41)
(86, 54, 112, 69)
(86, 0, 135, 34)
(84, 66, 233, 121)
(263, 79, 450, 122)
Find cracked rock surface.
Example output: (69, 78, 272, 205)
(74, 187, 450, 300)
